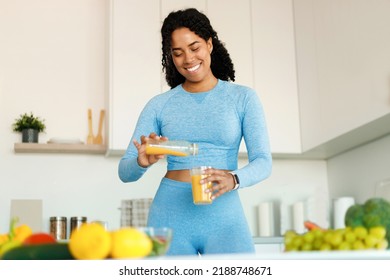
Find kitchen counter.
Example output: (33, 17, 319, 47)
(253, 236, 284, 244)
(164, 250, 390, 260)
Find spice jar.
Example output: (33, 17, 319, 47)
(145, 139, 198, 156)
(50, 216, 67, 240)
(70, 216, 87, 237)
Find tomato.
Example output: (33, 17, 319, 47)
(23, 233, 57, 245)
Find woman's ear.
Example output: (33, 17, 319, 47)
(207, 38, 213, 53)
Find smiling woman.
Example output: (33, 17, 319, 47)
(118, 8, 272, 256)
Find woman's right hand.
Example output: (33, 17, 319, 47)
(133, 132, 167, 168)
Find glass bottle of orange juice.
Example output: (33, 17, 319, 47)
(145, 139, 198, 156)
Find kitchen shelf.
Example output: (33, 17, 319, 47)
(14, 143, 107, 154)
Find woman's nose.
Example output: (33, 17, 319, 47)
(184, 51, 195, 63)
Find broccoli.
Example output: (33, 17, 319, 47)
(345, 197, 390, 247)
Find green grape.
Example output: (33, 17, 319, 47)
(319, 243, 332, 251)
(285, 243, 298, 251)
(352, 240, 366, 250)
(311, 228, 324, 239)
(335, 228, 347, 235)
(344, 226, 353, 232)
(312, 237, 323, 250)
(284, 230, 298, 248)
(323, 231, 334, 244)
(303, 231, 315, 243)
(364, 234, 379, 248)
(344, 231, 357, 243)
(329, 232, 343, 248)
(292, 236, 304, 249)
(353, 226, 368, 240)
(375, 239, 388, 250)
(301, 242, 313, 251)
(337, 241, 351, 250)
(369, 227, 386, 240)
(284, 230, 297, 238)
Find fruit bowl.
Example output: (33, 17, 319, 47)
(138, 227, 173, 256)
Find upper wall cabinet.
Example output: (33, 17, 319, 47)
(250, 0, 301, 154)
(294, 0, 390, 154)
(209, 0, 302, 154)
(108, 0, 161, 154)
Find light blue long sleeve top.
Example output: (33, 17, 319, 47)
(118, 79, 272, 188)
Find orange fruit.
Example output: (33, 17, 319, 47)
(69, 223, 111, 260)
(110, 227, 152, 259)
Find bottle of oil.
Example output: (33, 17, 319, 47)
(145, 139, 198, 156)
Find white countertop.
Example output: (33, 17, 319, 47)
(161, 250, 390, 260)
(253, 236, 284, 244)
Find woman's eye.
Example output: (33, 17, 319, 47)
(191, 47, 199, 52)
(172, 51, 182, 57)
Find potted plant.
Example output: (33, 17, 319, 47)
(12, 112, 46, 143)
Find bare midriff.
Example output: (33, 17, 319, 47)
(145, 146, 188, 156)
(165, 170, 191, 182)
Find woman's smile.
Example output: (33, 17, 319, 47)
(186, 63, 201, 73)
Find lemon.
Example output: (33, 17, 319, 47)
(111, 227, 152, 259)
(69, 223, 111, 260)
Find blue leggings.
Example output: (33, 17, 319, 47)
(147, 177, 255, 255)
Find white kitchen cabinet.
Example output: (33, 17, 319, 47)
(209, 0, 302, 155)
(294, 0, 390, 153)
(207, 0, 255, 154)
(108, 0, 161, 154)
(207, 0, 254, 88)
(251, 0, 302, 154)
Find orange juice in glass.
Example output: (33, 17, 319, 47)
(190, 166, 212, 205)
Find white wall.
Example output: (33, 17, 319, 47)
(0, 0, 328, 236)
(327, 134, 390, 204)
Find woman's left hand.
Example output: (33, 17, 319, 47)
(201, 168, 236, 200)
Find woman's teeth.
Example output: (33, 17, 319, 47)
(187, 64, 200, 72)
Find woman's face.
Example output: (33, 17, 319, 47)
(170, 27, 214, 86)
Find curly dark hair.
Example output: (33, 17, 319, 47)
(161, 8, 235, 89)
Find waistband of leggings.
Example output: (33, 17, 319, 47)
(161, 177, 192, 188)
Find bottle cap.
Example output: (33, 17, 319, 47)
(50, 216, 67, 221)
(190, 143, 198, 155)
